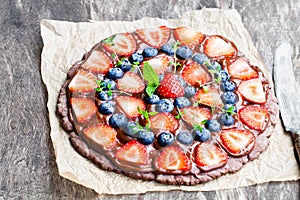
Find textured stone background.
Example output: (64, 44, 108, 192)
(0, 0, 299, 199)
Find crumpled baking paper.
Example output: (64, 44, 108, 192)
(40, 8, 300, 195)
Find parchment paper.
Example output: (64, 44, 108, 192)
(41, 8, 300, 195)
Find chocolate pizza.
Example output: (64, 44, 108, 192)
(56, 26, 278, 185)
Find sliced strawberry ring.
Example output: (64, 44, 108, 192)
(238, 78, 266, 104)
(136, 26, 170, 48)
(203, 35, 237, 59)
(180, 106, 211, 126)
(70, 98, 97, 123)
(238, 105, 268, 131)
(141, 55, 170, 75)
(174, 26, 205, 48)
(103, 33, 137, 56)
(182, 61, 212, 86)
(115, 96, 146, 118)
(149, 112, 179, 132)
(68, 70, 98, 93)
(228, 58, 258, 80)
(194, 87, 223, 107)
(117, 71, 145, 93)
(82, 51, 113, 74)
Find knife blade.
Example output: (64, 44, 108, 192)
(274, 42, 300, 166)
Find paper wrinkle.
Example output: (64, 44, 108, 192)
(40, 8, 300, 195)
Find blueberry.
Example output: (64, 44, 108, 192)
(129, 52, 144, 63)
(223, 104, 237, 114)
(136, 131, 155, 145)
(118, 59, 132, 72)
(219, 70, 230, 82)
(218, 113, 235, 126)
(98, 102, 115, 115)
(107, 68, 124, 80)
(160, 44, 174, 55)
(101, 78, 117, 90)
(158, 74, 164, 82)
(157, 132, 175, 147)
(122, 121, 141, 136)
(97, 91, 113, 101)
(173, 97, 191, 109)
(175, 75, 186, 87)
(221, 92, 238, 104)
(204, 119, 221, 132)
(192, 53, 209, 65)
(176, 46, 193, 60)
(221, 81, 236, 92)
(184, 86, 196, 98)
(176, 131, 194, 145)
(156, 99, 174, 112)
(142, 47, 158, 58)
(211, 61, 221, 70)
(144, 94, 160, 104)
(109, 113, 128, 128)
(193, 128, 211, 142)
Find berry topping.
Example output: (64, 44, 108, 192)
(142, 47, 158, 58)
(238, 78, 266, 104)
(193, 128, 211, 142)
(156, 146, 191, 171)
(238, 105, 268, 131)
(107, 67, 124, 80)
(184, 85, 196, 98)
(98, 101, 115, 115)
(70, 98, 97, 123)
(176, 131, 194, 145)
(194, 87, 223, 107)
(228, 58, 258, 80)
(157, 73, 185, 98)
(129, 52, 144, 63)
(68, 70, 97, 93)
(219, 129, 255, 154)
(221, 91, 238, 105)
(144, 94, 160, 104)
(117, 71, 145, 93)
(82, 51, 113, 74)
(218, 113, 235, 126)
(115, 96, 146, 118)
(149, 112, 179, 132)
(97, 91, 114, 101)
(121, 121, 142, 136)
(83, 124, 117, 149)
(221, 81, 236, 92)
(175, 75, 187, 87)
(176, 46, 193, 60)
(174, 27, 204, 47)
(142, 55, 170, 75)
(157, 132, 175, 147)
(219, 70, 230, 82)
(101, 78, 117, 90)
(109, 113, 128, 129)
(173, 97, 191, 109)
(118, 59, 132, 72)
(204, 119, 221, 132)
(136, 26, 170, 48)
(203, 35, 237, 58)
(194, 143, 228, 170)
(223, 104, 237, 113)
(156, 99, 174, 113)
(115, 140, 149, 165)
(192, 53, 210, 65)
(160, 43, 174, 55)
(136, 131, 155, 145)
(103, 33, 137, 56)
(180, 107, 211, 126)
(182, 61, 212, 86)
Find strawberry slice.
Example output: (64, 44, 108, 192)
(115, 140, 149, 165)
(157, 72, 185, 98)
(238, 78, 266, 104)
(117, 71, 145, 93)
(174, 27, 205, 48)
(68, 70, 97, 93)
(219, 129, 255, 154)
(156, 146, 191, 171)
(136, 26, 170, 48)
(182, 61, 212, 86)
(180, 106, 211, 126)
(82, 51, 113, 74)
(203, 35, 237, 58)
(194, 87, 223, 107)
(83, 124, 117, 149)
(115, 96, 146, 118)
(142, 55, 170, 74)
(228, 58, 258, 80)
(103, 33, 137, 56)
(239, 106, 268, 131)
(149, 112, 179, 132)
(70, 98, 97, 123)
(194, 143, 227, 170)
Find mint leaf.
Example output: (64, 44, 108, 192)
(148, 111, 158, 116)
(145, 85, 157, 97)
(143, 62, 159, 85)
(202, 85, 209, 93)
(103, 35, 115, 45)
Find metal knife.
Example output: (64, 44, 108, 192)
(274, 42, 300, 166)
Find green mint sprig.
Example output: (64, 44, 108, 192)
(94, 80, 113, 96)
(103, 35, 115, 46)
(193, 120, 208, 133)
(137, 107, 157, 128)
(142, 62, 160, 97)
(171, 41, 182, 73)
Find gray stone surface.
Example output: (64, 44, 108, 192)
(0, 0, 299, 199)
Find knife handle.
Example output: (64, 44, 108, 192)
(292, 132, 300, 166)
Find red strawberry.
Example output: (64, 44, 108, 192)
(68, 70, 98, 93)
(136, 26, 170, 48)
(115, 140, 149, 165)
(156, 146, 191, 171)
(142, 55, 170, 75)
(82, 51, 113, 74)
(238, 78, 266, 104)
(228, 58, 259, 80)
(203, 35, 237, 58)
(115, 96, 146, 118)
(174, 27, 205, 47)
(239, 106, 268, 131)
(149, 112, 179, 132)
(194, 143, 228, 170)
(83, 124, 117, 149)
(70, 98, 97, 123)
(182, 61, 212, 86)
(194, 87, 223, 107)
(103, 33, 137, 56)
(117, 71, 145, 93)
(180, 106, 211, 126)
(219, 129, 255, 154)
(157, 73, 184, 98)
